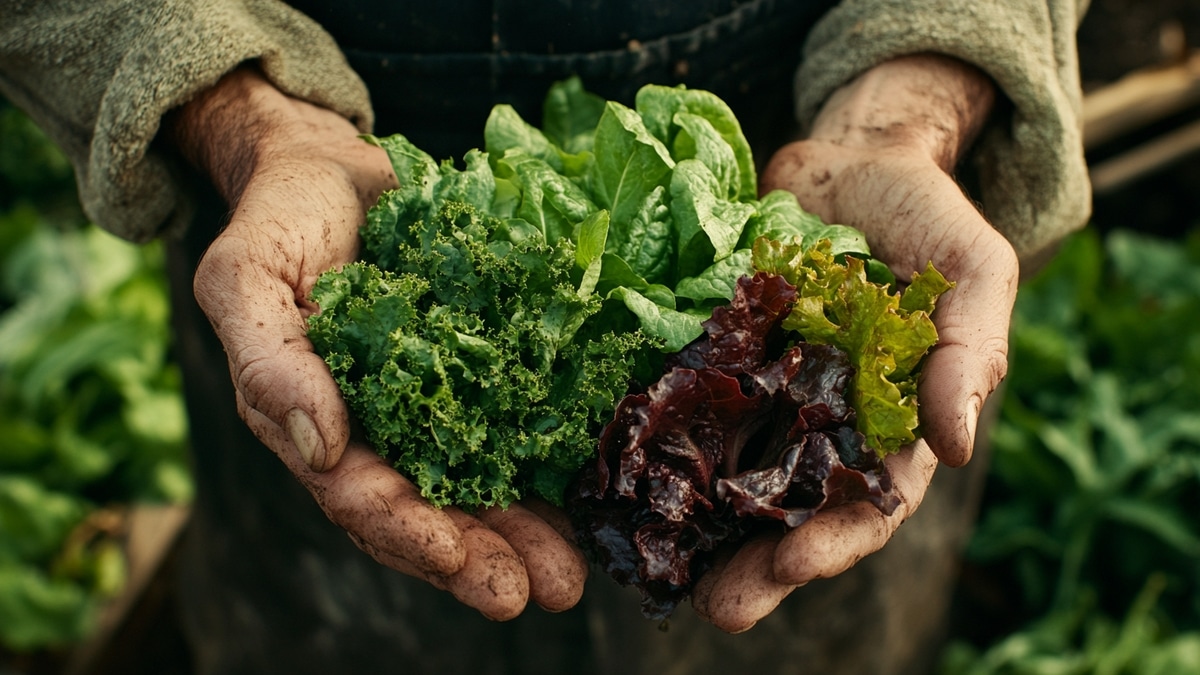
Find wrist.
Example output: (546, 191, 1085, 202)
(167, 65, 389, 211)
(808, 54, 995, 172)
(167, 66, 285, 204)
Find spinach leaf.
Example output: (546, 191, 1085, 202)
(670, 159, 754, 278)
(740, 189, 870, 257)
(494, 151, 596, 243)
(588, 101, 675, 235)
(541, 75, 606, 156)
(635, 84, 757, 201)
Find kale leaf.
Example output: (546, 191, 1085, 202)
(309, 198, 648, 509)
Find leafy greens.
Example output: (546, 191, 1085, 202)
(940, 227, 1200, 673)
(306, 75, 948, 567)
(0, 102, 191, 651)
(568, 247, 948, 618)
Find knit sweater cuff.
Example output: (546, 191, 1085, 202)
(795, 0, 1092, 259)
(0, 0, 373, 243)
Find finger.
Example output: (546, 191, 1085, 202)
(689, 545, 733, 623)
(240, 399, 466, 576)
(888, 214, 1015, 466)
(835, 179, 1015, 465)
(291, 442, 529, 620)
(773, 440, 939, 584)
(379, 511, 532, 621)
(916, 239, 1016, 466)
(854, 177, 1016, 467)
(520, 497, 581, 543)
(430, 509, 531, 621)
(478, 502, 588, 612)
(695, 531, 795, 634)
(195, 228, 353, 472)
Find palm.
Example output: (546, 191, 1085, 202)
(761, 138, 1018, 468)
(691, 138, 1019, 632)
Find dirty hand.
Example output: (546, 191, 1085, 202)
(171, 66, 586, 620)
(693, 54, 1018, 632)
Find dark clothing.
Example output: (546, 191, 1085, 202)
(169, 3, 991, 673)
(286, 0, 836, 159)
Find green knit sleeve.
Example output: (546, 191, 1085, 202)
(796, 0, 1093, 260)
(0, 0, 374, 243)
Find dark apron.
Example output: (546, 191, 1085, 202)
(166, 3, 990, 674)
(287, 0, 835, 159)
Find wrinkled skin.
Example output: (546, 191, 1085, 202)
(173, 53, 1017, 629)
(690, 54, 1018, 631)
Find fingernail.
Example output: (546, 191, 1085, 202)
(285, 408, 326, 470)
(958, 397, 982, 466)
(966, 395, 982, 443)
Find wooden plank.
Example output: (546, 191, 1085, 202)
(1083, 51, 1200, 150)
(1089, 117, 1200, 195)
(61, 504, 191, 675)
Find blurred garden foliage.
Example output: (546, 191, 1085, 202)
(942, 225, 1200, 673)
(0, 100, 191, 652)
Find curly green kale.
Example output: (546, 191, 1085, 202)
(308, 201, 649, 508)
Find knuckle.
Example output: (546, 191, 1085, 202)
(229, 346, 277, 409)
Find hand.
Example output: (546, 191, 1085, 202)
(692, 54, 1019, 631)
(170, 66, 587, 619)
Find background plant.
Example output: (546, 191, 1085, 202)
(0, 100, 191, 653)
(941, 225, 1200, 673)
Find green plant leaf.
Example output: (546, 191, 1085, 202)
(588, 101, 675, 232)
(608, 286, 703, 353)
(670, 159, 754, 278)
(541, 75, 607, 156)
(634, 84, 757, 201)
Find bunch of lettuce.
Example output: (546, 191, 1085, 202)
(568, 237, 950, 618)
(307, 77, 948, 549)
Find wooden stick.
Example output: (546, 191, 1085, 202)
(1089, 117, 1200, 195)
(1083, 51, 1200, 150)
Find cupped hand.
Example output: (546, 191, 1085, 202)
(173, 66, 587, 620)
(692, 54, 1019, 632)
(761, 137, 1019, 469)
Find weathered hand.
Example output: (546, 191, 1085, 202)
(692, 54, 1018, 632)
(761, 140, 1018, 470)
(172, 67, 586, 619)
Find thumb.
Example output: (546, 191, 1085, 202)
(917, 232, 1018, 467)
(195, 227, 351, 472)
